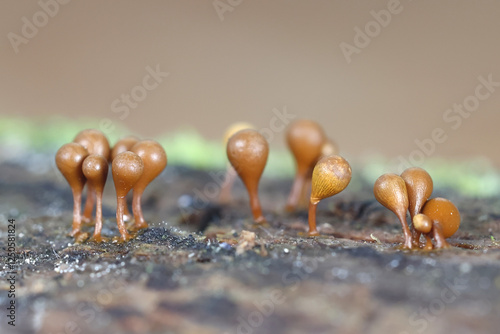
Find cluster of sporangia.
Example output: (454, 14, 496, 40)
(57, 120, 460, 250)
(222, 119, 459, 250)
(374, 169, 460, 250)
(55, 130, 166, 242)
(224, 120, 352, 236)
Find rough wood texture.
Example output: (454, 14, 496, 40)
(1, 161, 499, 334)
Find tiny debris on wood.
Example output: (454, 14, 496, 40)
(235, 230, 256, 255)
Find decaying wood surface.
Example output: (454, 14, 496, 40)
(1, 162, 499, 334)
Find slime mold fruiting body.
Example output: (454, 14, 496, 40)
(112, 151, 144, 241)
(420, 197, 461, 249)
(82, 154, 109, 242)
(226, 129, 269, 224)
(111, 136, 140, 161)
(308, 155, 352, 236)
(285, 120, 326, 212)
(55, 143, 89, 237)
(130, 140, 167, 230)
(111, 135, 140, 221)
(401, 167, 433, 246)
(374, 174, 413, 249)
(73, 129, 111, 223)
(219, 122, 254, 204)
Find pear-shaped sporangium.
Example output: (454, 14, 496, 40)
(310, 155, 352, 203)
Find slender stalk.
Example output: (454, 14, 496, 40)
(307, 200, 320, 236)
(219, 165, 237, 203)
(397, 212, 413, 249)
(123, 195, 132, 221)
(116, 197, 131, 241)
(423, 234, 433, 250)
(247, 183, 264, 223)
(82, 184, 95, 222)
(432, 221, 450, 249)
(414, 231, 422, 248)
(71, 189, 82, 236)
(132, 189, 148, 230)
(286, 171, 306, 212)
(93, 192, 103, 242)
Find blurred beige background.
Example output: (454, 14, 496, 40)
(1, 0, 499, 165)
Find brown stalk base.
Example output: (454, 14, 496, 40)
(432, 222, 451, 249)
(285, 172, 306, 212)
(397, 213, 414, 250)
(307, 200, 320, 236)
(82, 184, 96, 224)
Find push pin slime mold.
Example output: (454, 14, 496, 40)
(111, 135, 140, 162)
(298, 138, 339, 207)
(374, 174, 413, 249)
(82, 155, 109, 242)
(110, 135, 140, 221)
(419, 198, 461, 249)
(400, 167, 433, 219)
(73, 129, 111, 160)
(400, 167, 433, 246)
(412, 213, 434, 250)
(55, 143, 89, 237)
(219, 122, 254, 204)
(73, 129, 111, 223)
(227, 129, 269, 224)
(308, 155, 352, 236)
(285, 120, 326, 212)
(130, 140, 167, 230)
(112, 151, 144, 241)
